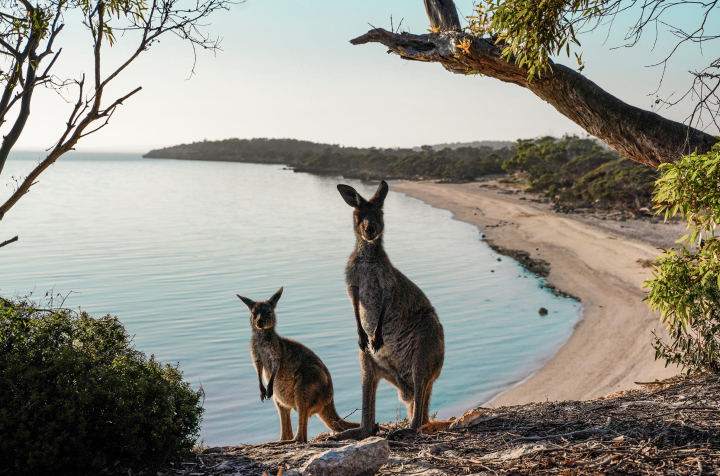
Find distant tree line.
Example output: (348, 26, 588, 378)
(145, 136, 658, 211)
(144, 138, 512, 182)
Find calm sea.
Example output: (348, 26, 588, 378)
(1, 152, 581, 445)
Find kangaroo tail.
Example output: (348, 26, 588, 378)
(318, 401, 360, 432)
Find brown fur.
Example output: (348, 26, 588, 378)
(238, 287, 359, 443)
(333, 181, 445, 440)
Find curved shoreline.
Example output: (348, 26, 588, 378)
(391, 179, 679, 406)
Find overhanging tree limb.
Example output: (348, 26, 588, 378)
(352, 0, 718, 168)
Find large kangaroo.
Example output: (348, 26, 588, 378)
(334, 181, 445, 440)
(238, 287, 359, 443)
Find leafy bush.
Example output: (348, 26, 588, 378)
(566, 158, 657, 210)
(643, 143, 720, 373)
(0, 298, 204, 475)
(502, 135, 656, 210)
(292, 145, 511, 181)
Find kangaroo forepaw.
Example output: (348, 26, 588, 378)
(266, 385, 274, 399)
(358, 333, 370, 352)
(371, 332, 384, 352)
(260, 386, 268, 402)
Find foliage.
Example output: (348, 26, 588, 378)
(643, 143, 720, 373)
(567, 158, 657, 209)
(466, 0, 597, 79)
(294, 146, 509, 182)
(0, 0, 229, 248)
(503, 136, 617, 188)
(464, 0, 720, 117)
(501, 135, 654, 210)
(0, 297, 204, 475)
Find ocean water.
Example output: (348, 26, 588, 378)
(1, 152, 581, 445)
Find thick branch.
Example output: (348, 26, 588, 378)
(423, 0, 461, 32)
(0, 85, 141, 220)
(0, 25, 42, 176)
(351, 28, 718, 167)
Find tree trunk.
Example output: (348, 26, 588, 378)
(351, 3, 718, 168)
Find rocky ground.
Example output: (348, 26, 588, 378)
(131, 372, 719, 476)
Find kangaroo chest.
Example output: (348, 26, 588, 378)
(252, 336, 281, 378)
(351, 263, 388, 332)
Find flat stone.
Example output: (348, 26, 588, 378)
(300, 437, 390, 476)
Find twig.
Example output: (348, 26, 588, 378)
(511, 428, 607, 442)
(0, 235, 18, 248)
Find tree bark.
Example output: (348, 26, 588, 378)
(351, 10, 718, 167)
(423, 0, 461, 32)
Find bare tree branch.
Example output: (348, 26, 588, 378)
(350, 27, 717, 168)
(0, 235, 17, 248)
(0, 0, 232, 225)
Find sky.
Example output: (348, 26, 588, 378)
(9, 0, 719, 153)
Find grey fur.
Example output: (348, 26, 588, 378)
(334, 181, 445, 440)
(238, 287, 359, 443)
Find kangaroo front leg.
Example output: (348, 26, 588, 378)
(371, 294, 388, 352)
(266, 367, 278, 399)
(350, 286, 369, 352)
(254, 359, 267, 402)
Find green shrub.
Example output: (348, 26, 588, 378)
(643, 142, 720, 373)
(567, 158, 657, 210)
(0, 298, 204, 475)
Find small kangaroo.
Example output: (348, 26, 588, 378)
(238, 287, 359, 444)
(334, 181, 445, 440)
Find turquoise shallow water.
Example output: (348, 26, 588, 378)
(1, 152, 581, 445)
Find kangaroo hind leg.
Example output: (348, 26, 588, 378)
(421, 379, 435, 426)
(410, 367, 430, 429)
(275, 401, 293, 441)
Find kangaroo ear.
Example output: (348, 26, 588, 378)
(237, 294, 256, 310)
(337, 184, 367, 209)
(268, 287, 283, 308)
(370, 180, 389, 207)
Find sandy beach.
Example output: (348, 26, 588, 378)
(391, 179, 683, 407)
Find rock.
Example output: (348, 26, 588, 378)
(449, 409, 497, 429)
(299, 437, 390, 476)
(539, 307, 548, 316)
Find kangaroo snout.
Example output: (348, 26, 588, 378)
(364, 223, 377, 240)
